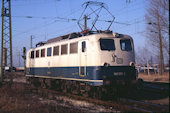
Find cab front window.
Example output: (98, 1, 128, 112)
(100, 39, 115, 51)
(120, 39, 132, 51)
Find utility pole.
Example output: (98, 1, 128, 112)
(147, 57, 150, 76)
(30, 35, 32, 49)
(1, 0, 13, 86)
(84, 15, 87, 30)
(17, 52, 21, 67)
(22, 47, 26, 75)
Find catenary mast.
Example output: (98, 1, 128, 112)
(1, 0, 13, 86)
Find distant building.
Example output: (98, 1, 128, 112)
(136, 63, 169, 74)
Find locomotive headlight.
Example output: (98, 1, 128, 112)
(129, 62, 135, 67)
(104, 62, 110, 67)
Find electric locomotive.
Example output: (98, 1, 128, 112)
(26, 30, 137, 95)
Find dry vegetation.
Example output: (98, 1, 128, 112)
(138, 72, 169, 82)
(0, 84, 56, 113)
(0, 72, 84, 113)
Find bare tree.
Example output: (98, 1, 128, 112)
(145, 0, 169, 75)
(136, 47, 147, 66)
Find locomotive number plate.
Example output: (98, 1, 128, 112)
(114, 72, 125, 76)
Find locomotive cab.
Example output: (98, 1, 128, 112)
(96, 33, 137, 86)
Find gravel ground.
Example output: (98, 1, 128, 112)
(0, 83, 120, 113)
(0, 72, 119, 113)
(0, 72, 169, 112)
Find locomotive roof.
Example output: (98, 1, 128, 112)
(35, 30, 131, 47)
(46, 30, 115, 44)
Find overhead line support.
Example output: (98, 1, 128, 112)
(1, 0, 13, 86)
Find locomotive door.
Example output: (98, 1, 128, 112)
(79, 40, 87, 76)
(30, 50, 35, 75)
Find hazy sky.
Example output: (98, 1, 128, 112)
(0, 0, 147, 67)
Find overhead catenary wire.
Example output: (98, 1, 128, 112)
(10, 0, 147, 38)
(6, 0, 147, 39)
(114, 0, 146, 16)
(13, 19, 69, 37)
(11, 4, 82, 37)
(12, 15, 77, 21)
(11, 0, 60, 7)
(12, 14, 132, 37)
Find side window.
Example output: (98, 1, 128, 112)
(30, 51, 34, 59)
(61, 44, 68, 55)
(53, 46, 59, 56)
(36, 50, 39, 58)
(41, 49, 45, 57)
(47, 47, 52, 56)
(82, 41, 86, 52)
(70, 42, 78, 54)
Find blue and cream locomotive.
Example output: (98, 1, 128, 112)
(26, 31, 137, 89)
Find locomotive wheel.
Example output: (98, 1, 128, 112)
(50, 79, 58, 90)
(89, 86, 101, 99)
(31, 78, 41, 88)
(101, 86, 107, 100)
(65, 80, 72, 93)
(61, 80, 67, 93)
(45, 79, 51, 89)
(71, 81, 80, 95)
(80, 82, 90, 97)
(101, 85, 118, 100)
(39, 78, 47, 89)
(55, 79, 62, 91)
(84, 84, 91, 97)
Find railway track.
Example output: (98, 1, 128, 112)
(3, 76, 169, 112)
(120, 98, 169, 112)
(143, 81, 169, 94)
